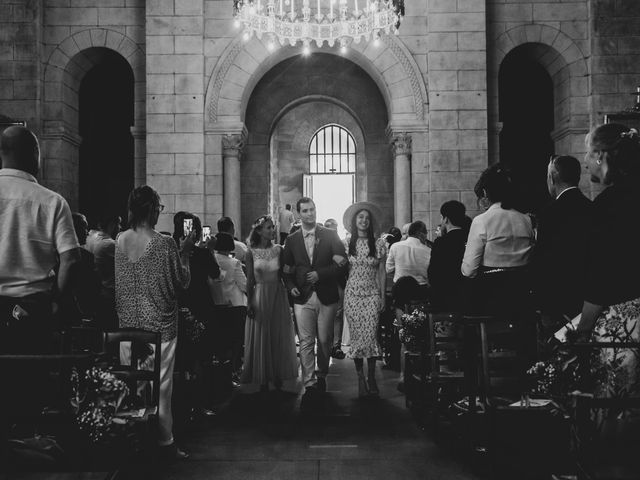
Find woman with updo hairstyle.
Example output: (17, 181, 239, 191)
(241, 215, 298, 392)
(573, 123, 640, 408)
(115, 185, 194, 459)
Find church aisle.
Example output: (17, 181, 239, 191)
(151, 358, 479, 480)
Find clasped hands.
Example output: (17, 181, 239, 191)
(290, 271, 319, 298)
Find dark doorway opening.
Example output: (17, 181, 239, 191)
(79, 48, 134, 228)
(499, 47, 554, 213)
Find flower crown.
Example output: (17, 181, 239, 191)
(252, 215, 272, 230)
(620, 128, 639, 140)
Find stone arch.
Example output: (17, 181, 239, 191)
(205, 33, 428, 129)
(41, 28, 145, 206)
(488, 25, 589, 164)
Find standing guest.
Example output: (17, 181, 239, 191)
(534, 155, 592, 335)
(324, 218, 346, 360)
(428, 201, 470, 311)
(279, 204, 296, 245)
(211, 231, 247, 381)
(342, 203, 387, 397)
(172, 212, 221, 414)
(572, 124, 640, 404)
(216, 216, 248, 263)
(115, 185, 193, 460)
(242, 215, 298, 391)
(85, 212, 121, 330)
(400, 222, 411, 240)
(0, 126, 80, 353)
(282, 197, 347, 398)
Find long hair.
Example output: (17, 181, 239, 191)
(248, 215, 273, 248)
(589, 123, 640, 185)
(348, 209, 376, 257)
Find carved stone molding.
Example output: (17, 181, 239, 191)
(208, 42, 243, 123)
(222, 133, 245, 157)
(392, 133, 412, 157)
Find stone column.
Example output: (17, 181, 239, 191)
(392, 133, 412, 228)
(130, 125, 146, 187)
(222, 133, 244, 230)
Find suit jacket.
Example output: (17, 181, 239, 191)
(533, 187, 593, 316)
(282, 225, 347, 305)
(427, 228, 468, 310)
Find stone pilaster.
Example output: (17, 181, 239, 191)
(392, 133, 412, 228)
(222, 133, 245, 234)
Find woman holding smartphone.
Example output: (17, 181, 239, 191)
(115, 186, 194, 459)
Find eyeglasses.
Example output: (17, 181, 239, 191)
(549, 154, 559, 164)
(158, 204, 165, 212)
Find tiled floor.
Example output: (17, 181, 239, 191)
(141, 357, 479, 480)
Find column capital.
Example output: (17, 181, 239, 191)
(222, 133, 245, 157)
(391, 132, 412, 157)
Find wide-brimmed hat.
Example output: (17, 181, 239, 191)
(343, 201, 383, 234)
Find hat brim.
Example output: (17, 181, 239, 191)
(343, 201, 383, 234)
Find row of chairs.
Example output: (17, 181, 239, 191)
(402, 307, 640, 480)
(1, 327, 162, 473)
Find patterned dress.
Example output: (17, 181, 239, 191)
(241, 245, 298, 385)
(343, 237, 387, 359)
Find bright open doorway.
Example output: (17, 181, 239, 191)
(304, 173, 355, 240)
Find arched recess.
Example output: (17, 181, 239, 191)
(205, 33, 428, 130)
(489, 25, 591, 203)
(239, 53, 391, 236)
(41, 29, 145, 208)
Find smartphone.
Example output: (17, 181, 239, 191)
(202, 225, 211, 241)
(183, 218, 193, 238)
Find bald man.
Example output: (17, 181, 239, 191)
(0, 126, 80, 353)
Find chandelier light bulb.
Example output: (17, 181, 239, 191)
(233, 19, 241, 28)
(267, 41, 276, 51)
(340, 45, 347, 54)
(243, 31, 251, 41)
(302, 44, 311, 56)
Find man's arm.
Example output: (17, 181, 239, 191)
(315, 230, 347, 281)
(57, 248, 81, 296)
(281, 237, 298, 292)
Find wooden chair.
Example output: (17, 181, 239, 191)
(102, 328, 161, 419)
(569, 341, 640, 480)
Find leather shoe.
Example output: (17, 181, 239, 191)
(159, 443, 190, 461)
(331, 347, 346, 360)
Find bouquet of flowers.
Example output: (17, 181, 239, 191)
(398, 305, 428, 352)
(71, 367, 129, 443)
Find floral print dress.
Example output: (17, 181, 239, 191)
(343, 237, 387, 359)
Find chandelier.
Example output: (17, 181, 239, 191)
(233, 0, 404, 53)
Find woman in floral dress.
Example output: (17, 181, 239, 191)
(342, 202, 387, 397)
(241, 215, 298, 391)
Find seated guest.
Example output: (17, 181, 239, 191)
(461, 164, 535, 315)
(85, 211, 121, 330)
(0, 126, 80, 353)
(533, 155, 592, 335)
(115, 185, 193, 459)
(462, 164, 536, 374)
(428, 200, 469, 311)
(573, 124, 640, 404)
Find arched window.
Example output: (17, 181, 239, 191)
(309, 124, 356, 174)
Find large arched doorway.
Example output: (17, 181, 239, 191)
(499, 45, 555, 213)
(78, 48, 134, 226)
(242, 53, 390, 236)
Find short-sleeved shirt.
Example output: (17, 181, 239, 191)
(279, 210, 295, 235)
(461, 202, 534, 278)
(0, 168, 79, 297)
(386, 236, 431, 285)
(85, 230, 116, 296)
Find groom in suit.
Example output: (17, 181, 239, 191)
(282, 197, 347, 395)
(534, 155, 592, 335)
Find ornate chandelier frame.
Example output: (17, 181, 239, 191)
(233, 0, 404, 51)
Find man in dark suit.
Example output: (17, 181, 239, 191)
(283, 197, 347, 395)
(428, 200, 469, 311)
(534, 155, 593, 335)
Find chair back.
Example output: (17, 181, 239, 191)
(103, 328, 161, 411)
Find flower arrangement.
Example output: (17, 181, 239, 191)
(398, 305, 428, 352)
(526, 345, 595, 399)
(71, 367, 129, 443)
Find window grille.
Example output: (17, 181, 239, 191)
(309, 124, 356, 174)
